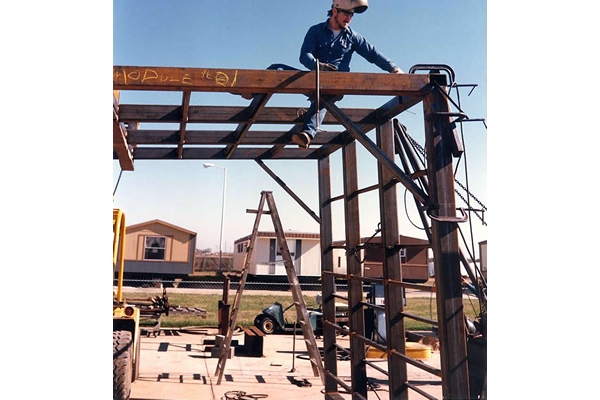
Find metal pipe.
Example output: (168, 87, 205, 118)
(390, 350, 442, 377)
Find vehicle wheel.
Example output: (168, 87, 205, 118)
(113, 330, 133, 400)
(132, 329, 141, 382)
(258, 316, 276, 334)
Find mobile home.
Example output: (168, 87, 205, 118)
(233, 232, 321, 279)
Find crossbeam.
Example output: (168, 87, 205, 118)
(113, 66, 437, 96)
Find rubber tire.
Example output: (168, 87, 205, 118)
(259, 316, 276, 334)
(113, 330, 133, 400)
(132, 329, 140, 382)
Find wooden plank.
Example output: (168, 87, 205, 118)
(376, 119, 408, 399)
(117, 104, 377, 125)
(113, 66, 433, 96)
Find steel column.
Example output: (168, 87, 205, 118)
(423, 88, 470, 399)
(318, 155, 339, 394)
(376, 119, 408, 400)
(342, 142, 367, 400)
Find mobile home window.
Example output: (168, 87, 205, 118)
(400, 248, 407, 263)
(275, 240, 294, 260)
(144, 236, 166, 260)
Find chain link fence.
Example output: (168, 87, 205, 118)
(114, 278, 350, 293)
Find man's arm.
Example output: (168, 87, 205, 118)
(299, 26, 319, 71)
(352, 32, 400, 73)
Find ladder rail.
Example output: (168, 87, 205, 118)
(214, 191, 326, 385)
(265, 192, 326, 383)
(214, 193, 267, 384)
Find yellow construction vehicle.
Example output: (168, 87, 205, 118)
(113, 209, 140, 400)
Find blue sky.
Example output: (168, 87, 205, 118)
(113, 0, 487, 254)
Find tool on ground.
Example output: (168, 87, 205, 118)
(214, 191, 325, 385)
(289, 319, 297, 372)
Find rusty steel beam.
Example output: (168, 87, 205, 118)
(254, 159, 320, 224)
(322, 98, 429, 204)
(127, 129, 347, 145)
(376, 119, 408, 400)
(117, 104, 377, 125)
(113, 66, 434, 96)
(225, 93, 273, 159)
(129, 147, 323, 160)
(176, 91, 191, 159)
(342, 141, 367, 400)
(423, 86, 470, 400)
(113, 92, 134, 171)
(318, 155, 339, 394)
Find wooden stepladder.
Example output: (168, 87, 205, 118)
(214, 191, 325, 385)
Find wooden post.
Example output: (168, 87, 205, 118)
(423, 88, 470, 399)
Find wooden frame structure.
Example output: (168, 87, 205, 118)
(113, 65, 472, 400)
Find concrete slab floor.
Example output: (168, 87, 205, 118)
(130, 328, 442, 400)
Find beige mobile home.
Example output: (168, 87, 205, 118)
(118, 219, 197, 278)
(233, 232, 321, 278)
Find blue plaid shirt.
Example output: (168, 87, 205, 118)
(299, 20, 397, 73)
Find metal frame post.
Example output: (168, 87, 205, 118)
(318, 156, 339, 394)
(376, 119, 408, 400)
(342, 141, 368, 400)
(423, 88, 470, 399)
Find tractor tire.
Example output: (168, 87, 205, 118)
(258, 316, 276, 334)
(113, 330, 133, 400)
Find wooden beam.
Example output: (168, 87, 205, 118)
(113, 66, 434, 96)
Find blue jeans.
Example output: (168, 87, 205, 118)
(301, 95, 343, 138)
(265, 64, 343, 139)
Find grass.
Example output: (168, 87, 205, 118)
(129, 291, 481, 331)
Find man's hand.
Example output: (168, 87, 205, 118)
(390, 66, 404, 74)
(318, 62, 338, 71)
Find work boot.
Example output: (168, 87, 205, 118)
(291, 132, 312, 149)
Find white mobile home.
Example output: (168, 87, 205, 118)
(233, 232, 321, 278)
